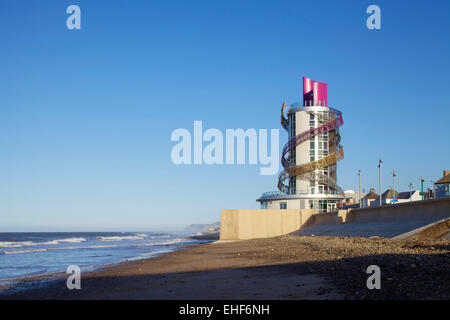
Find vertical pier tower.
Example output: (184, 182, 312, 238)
(257, 77, 344, 212)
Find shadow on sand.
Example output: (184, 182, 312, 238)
(0, 248, 448, 300)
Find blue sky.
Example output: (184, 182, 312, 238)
(1, 0, 449, 231)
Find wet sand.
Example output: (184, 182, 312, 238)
(0, 235, 448, 300)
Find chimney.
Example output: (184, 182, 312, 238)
(444, 170, 450, 177)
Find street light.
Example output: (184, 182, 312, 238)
(378, 159, 383, 206)
(408, 183, 413, 202)
(357, 169, 361, 208)
(420, 176, 424, 200)
(392, 170, 396, 201)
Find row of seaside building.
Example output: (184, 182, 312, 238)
(343, 170, 450, 209)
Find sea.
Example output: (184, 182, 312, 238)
(0, 232, 206, 281)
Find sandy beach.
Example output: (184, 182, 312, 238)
(0, 234, 448, 300)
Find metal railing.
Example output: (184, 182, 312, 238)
(278, 100, 344, 196)
(260, 189, 343, 199)
(287, 101, 341, 116)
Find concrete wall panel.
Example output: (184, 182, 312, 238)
(220, 199, 450, 240)
(220, 209, 313, 240)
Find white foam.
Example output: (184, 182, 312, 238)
(0, 237, 86, 248)
(126, 248, 173, 261)
(2, 248, 48, 255)
(1, 243, 119, 255)
(138, 238, 185, 247)
(55, 237, 86, 243)
(0, 241, 35, 248)
(40, 237, 87, 245)
(41, 240, 60, 245)
(161, 238, 186, 245)
(84, 245, 118, 249)
(98, 235, 146, 241)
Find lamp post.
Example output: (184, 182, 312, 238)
(378, 159, 383, 206)
(408, 183, 413, 202)
(362, 188, 366, 208)
(392, 170, 396, 201)
(358, 169, 361, 208)
(420, 176, 424, 200)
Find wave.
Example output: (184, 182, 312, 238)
(0, 237, 87, 248)
(0, 241, 35, 248)
(2, 248, 48, 255)
(0, 234, 181, 256)
(97, 235, 147, 241)
(138, 238, 186, 247)
(40, 237, 87, 245)
(126, 248, 173, 261)
(53, 237, 86, 243)
(149, 235, 171, 239)
(1, 244, 120, 255)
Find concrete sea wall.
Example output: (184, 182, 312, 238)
(345, 198, 450, 224)
(220, 209, 316, 240)
(220, 198, 450, 240)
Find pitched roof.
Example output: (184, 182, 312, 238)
(363, 188, 379, 200)
(435, 170, 450, 184)
(381, 189, 399, 199)
(397, 191, 414, 199)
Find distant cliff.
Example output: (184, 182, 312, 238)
(185, 222, 220, 235)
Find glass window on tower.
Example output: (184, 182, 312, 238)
(309, 113, 315, 127)
(289, 177, 296, 194)
(289, 113, 296, 140)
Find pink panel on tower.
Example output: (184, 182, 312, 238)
(303, 77, 327, 106)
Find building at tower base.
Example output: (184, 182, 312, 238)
(257, 77, 345, 212)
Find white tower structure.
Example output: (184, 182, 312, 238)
(257, 77, 344, 212)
